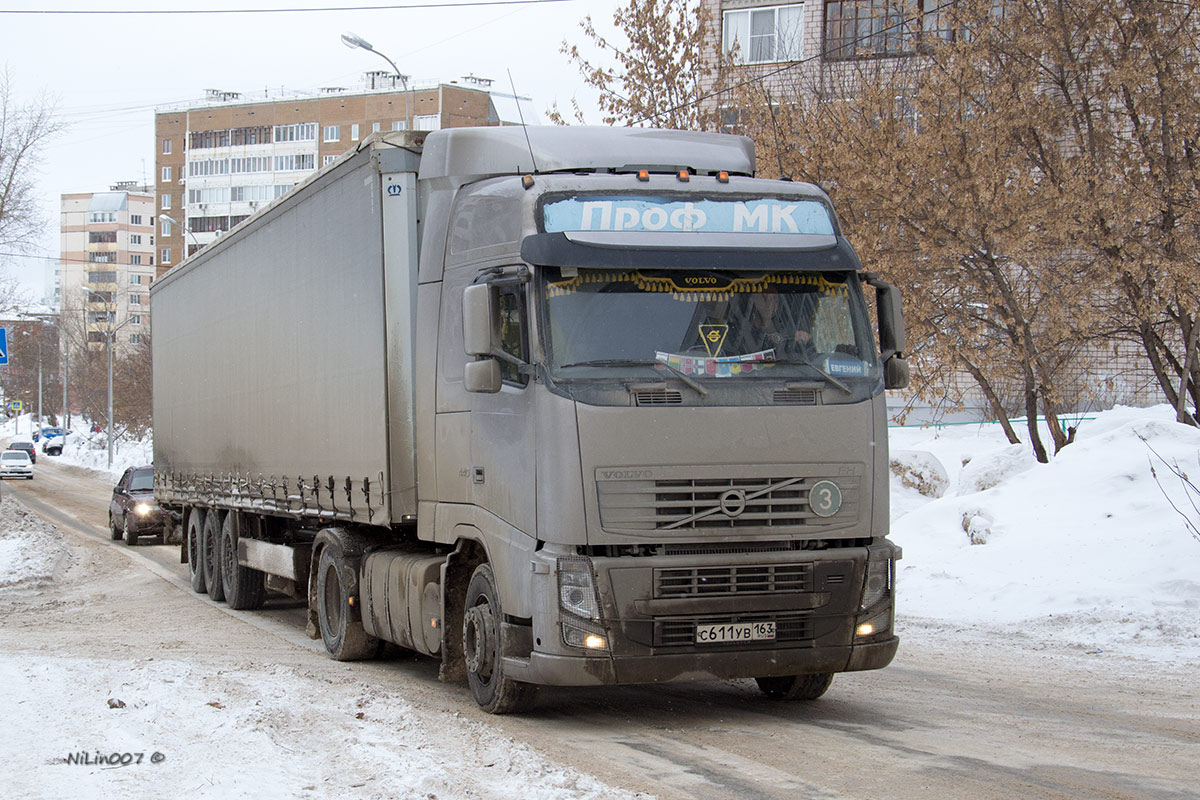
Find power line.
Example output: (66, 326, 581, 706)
(0, 0, 577, 14)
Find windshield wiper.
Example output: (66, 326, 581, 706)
(557, 359, 708, 398)
(769, 358, 853, 395)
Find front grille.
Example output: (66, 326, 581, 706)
(656, 563, 813, 597)
(774, 388, 818, 405)
(596, 467, 859, 533)
(655, 613, 813, 647)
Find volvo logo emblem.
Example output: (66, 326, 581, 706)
(719, 489, 747, 518)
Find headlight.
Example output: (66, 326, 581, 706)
(557, 557, 601, 621)
(860, 553, 892, 610)
(134, 503, 154, 516)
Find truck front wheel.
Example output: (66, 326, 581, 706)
(316, 545, 378, 660)
(202, 511, 226, 602)
(755, 673, 834, 701)
(463, 564, 537, 714)
(186, 509, 207, 594)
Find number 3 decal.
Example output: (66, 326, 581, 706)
(809, 480, 842, 517)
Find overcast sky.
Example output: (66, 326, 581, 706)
(0, 0, 623, 301)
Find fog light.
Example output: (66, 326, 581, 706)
(855, 608, 891, 638)
(856, 622, 876, 637)
(563, 622, 609, 650)
(584, 634, 607, 649)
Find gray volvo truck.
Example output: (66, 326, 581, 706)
(152, 126, 909, 713)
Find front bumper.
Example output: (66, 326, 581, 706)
(504, 635, 898, 686)
(128, 509, 167, 533)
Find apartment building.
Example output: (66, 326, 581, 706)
(59, 184, 157, 350)
(154, 74, 532, 272)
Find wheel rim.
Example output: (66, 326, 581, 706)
(322, 562, 343, 634)
(463, 600, 496, 683)
(188, 524, 201, 570)
(204, 524, 217, 570)
(221, 530, 235, 584)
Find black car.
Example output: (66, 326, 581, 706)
(109, 466, 167, 546)
(7, 441, 36, 464)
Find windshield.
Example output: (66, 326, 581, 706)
(2, 452, 28, 462)
(541, 269, 877, 382)
(130, 469, 154, 491)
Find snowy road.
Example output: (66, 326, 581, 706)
(2, 455, 1197, 800)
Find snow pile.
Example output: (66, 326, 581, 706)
(890, 405, 1200, 662)
(0, 495, 70, 589)
(0, 414, 152, 481)
(0, 655, 641, 800)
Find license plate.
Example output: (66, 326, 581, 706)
(695, 621, 776, 644)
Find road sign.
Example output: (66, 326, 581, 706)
(7, 400, 22, 414)
(0, 327, 7, 365)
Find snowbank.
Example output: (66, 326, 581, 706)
(0, 496, 71, 588)
(890, 405, 1200, 662)
(0, 414, 151, 481)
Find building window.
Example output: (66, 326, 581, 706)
(724, 4, 805, 64)
(88, 270, 117, 282)
(323, 155, 338, 166)
(161, 194, 171, 210)
(372, 122, 381, 133)
(351, 124, 360, 141)
(415, 115, 440, 131)
(161, 218, 171, 236)
(130, 294, 142, 305)
(824, 0, 923, 59)
(88, 231, 118, 244)
(324, 125, 340, 142)
(161, 248, 171, 265)
(162, 138, 172, 154)
(87, 252, 116, 263)
(230, 185, 274, 203)
(161, 165, 172, 182)
(273, 154, 315, 172)
(131, 274, 143, 285)
(273, 123, 316, 142)
(130, 255, 142, 265)
(130, 234, 142, 245)
(392, 120, 407, 131)
(130, 333, 141, 345)
(130, 315, 142, 325)
(130, 214, 142, 225)
(88, 211, 117, 223)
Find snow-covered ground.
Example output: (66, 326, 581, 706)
(889, 404, 1200, 664)
(0, 414, 151, 481)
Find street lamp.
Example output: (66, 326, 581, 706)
(82, 286, 129, 468)
(159, 213, 201, 257)
(341, 31, 411, 131)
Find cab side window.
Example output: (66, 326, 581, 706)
(496, 288, 528, 387)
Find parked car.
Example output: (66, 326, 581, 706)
(41, 431, 69, 456)
(109, 466, 166, 546)
(7, 441, 36, 464)
(0, 450, 33, 479)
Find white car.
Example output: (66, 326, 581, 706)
(0, 450, 33, 479)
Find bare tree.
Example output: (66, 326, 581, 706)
(0, 69, 63, 253)
(555, 0, 722, 129)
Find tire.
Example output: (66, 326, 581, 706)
(109, 513, 122, 541)
(316, 544, 378, 661)
(755, 673, 834, 701)
(463, 563, 538, 714)
(220, 512, 266, 611)
(123, 514, 139, 547)
(203, 511, 226, 602)
(186, 509, 207, 594)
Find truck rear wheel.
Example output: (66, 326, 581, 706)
(755, 673, 834, 701)
(316, 544, 378, 660)
(202, 511, 226, 602)
(186, 509, 207, 594)
(220, 512, 266, 610)
(463, 563, 537, 714)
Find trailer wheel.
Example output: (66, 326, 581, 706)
(186, 509, 207, 594)
(122, 515, 139, 547)
(220, 512, 266, 611)
(316, 544, 378, 661)
(202, 510, 226, 602)
(109, 513, 122, 541)
(755, 673, 834, 701)
(463, 563, 537, 714)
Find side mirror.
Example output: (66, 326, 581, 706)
(462, 283, 496, 357)
(884, 356, 910, 390)
(874, 282, 906, 360)
(464, 359, 502, 393)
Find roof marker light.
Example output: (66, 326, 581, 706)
(637, 169, 650, 182)
(521, 174, 535, 190)
(677, 169, 690, 182)
(717, 171, 730, 183)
